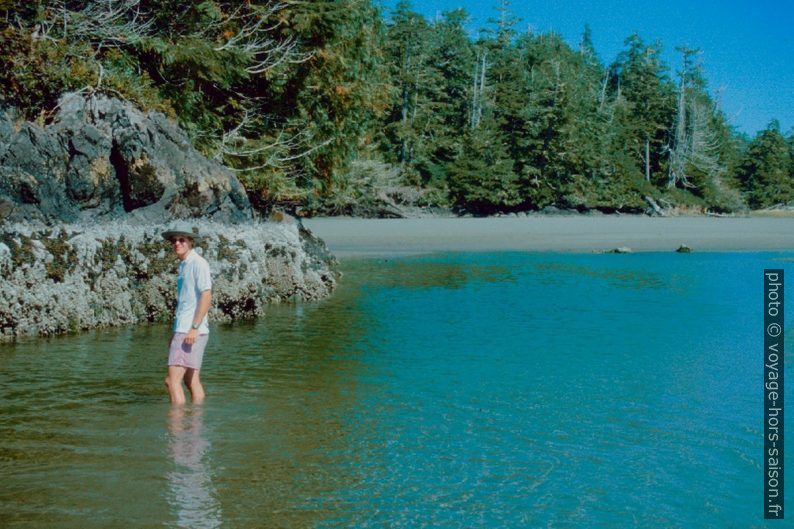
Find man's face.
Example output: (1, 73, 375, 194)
(171, 236, 193, 259)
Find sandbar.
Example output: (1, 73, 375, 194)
(302, 215, 794, 257)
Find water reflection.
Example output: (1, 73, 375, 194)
(345, 258, 515, 291)
(167, 406, 221, 529)
(203, 276, 374, 526)
(0, 252, 789, 528)
(533, 261, 669, 290)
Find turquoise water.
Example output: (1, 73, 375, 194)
(1, 251, 792, 528)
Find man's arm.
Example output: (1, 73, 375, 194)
(184, 289, 212, 345)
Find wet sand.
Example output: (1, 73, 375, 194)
(302, 215, 794, 257)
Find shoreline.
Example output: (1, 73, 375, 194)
(302, 216, 794, 257)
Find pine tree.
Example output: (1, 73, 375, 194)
(279, 0, 391, 200)
(426, 9, 476, 179)
(383, 1, 433, 171)
(448, 116, 520, 213)
(612, 35, 675, 185)
(737, 121, 794, 208)
(380, 4, 475, 192)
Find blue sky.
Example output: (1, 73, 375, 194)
(377, 0, 794, 137)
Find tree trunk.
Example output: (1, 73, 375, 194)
(645, 136, 650, 182)
(598, 73, 608, 112)
(470, 51, 478, 129)
(476, 50, 487, 128)
(469, 49, 487, 129)
(669, 48, 692, 188)
(400, 46, 411, 165)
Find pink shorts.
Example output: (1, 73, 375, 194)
(167, 333, 209, 370)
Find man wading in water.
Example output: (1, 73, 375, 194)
(162, 224, 212, 405)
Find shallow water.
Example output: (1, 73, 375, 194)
(1, 251, 792, 528)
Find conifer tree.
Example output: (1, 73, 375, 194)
(425, 9, 476, 181)
(383, 1, 432, 171)
(448, 115, 520, 213)
(788, 128, 794, 179)
(0, 1, 778, 215)
(446, 0, 523, 212)
(278, 0, 390, 198)
(514, 32, 610, 209)
(737, 121, 794, 208)
(667, 47, 724, 190)
(381, 3, 474, 191)
(612, 35, 675, 184)
(579, 24, 598, 65)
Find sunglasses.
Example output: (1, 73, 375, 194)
(172, 237, 191, 244)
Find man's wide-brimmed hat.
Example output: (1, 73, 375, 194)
(162, 223, 202, 243)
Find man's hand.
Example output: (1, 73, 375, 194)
(185, 328, 198, 345)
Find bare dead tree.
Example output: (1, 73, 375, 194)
(210, 2, 310, 74)
(598, 72, 609, 113)
(667, 47, 723, 189)
(36, 0, 153, 48)
(687, 99, 723, 178)
(668, 47, 697, 188)
(223, 128, 334, 174)
(216, 98, 333, 175)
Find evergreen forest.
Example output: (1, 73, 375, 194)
(2, 0, 793, 215)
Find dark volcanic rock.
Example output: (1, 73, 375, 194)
(0, 93, 253, 224)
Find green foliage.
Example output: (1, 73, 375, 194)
(279, 0, 391, 196)
(448, 120, 520, 214)
(610, 34, 675, 186)
(380, 4, 475, 193)
(737, 121, 794, 208)
(521, 33, 606, 208)
(314, 160, 403, 216)
(237, 170, 312, 213)
(787, 128, 794, 180)
(0, 0, 783, 215)
(0, 16, 167, 120)
(0, 26, 95, 119)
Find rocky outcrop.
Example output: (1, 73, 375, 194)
(0, 93, 253, 224)
(0, 94, 340, 342)
(0, 218, 337, 342)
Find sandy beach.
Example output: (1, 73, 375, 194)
(302, 215, 794, 257)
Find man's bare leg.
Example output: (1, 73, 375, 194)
(184, 368, 205, 404)
(165, 365, 187, 405)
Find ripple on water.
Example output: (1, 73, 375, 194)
(1, 252, 792, 527)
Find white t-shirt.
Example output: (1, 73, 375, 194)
(173, 249, 212, 334)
